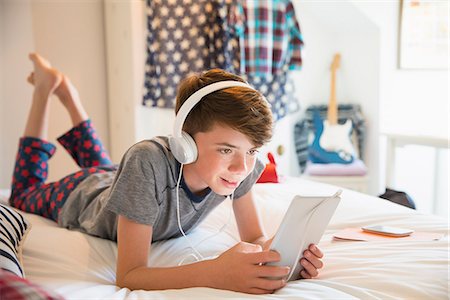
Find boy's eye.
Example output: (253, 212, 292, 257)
(219, 148, 232, 154)
(247, 149, 259, 156)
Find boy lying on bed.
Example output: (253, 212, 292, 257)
(9, 53, 324, 294)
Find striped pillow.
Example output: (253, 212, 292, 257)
(0, 204, 31, 277)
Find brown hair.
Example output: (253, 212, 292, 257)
(175, 69, 273, 148)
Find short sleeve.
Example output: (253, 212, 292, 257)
(286, 1, 304, 70)
(228, 0, 245, 37)
(232, 159, 265, 199)
(105, 143, 160, 226)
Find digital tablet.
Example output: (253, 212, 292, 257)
(267, 190, 342, 281)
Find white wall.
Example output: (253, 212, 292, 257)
(0, 0, 35, 189)
(0, 0, 109, 188)
(352, 1, 448, 139)
(0, 1, 3, 176)
(104, 0, 157, 162)
(353, 1, 448, 217)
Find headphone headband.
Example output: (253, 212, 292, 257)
(173, 81, 255, 138)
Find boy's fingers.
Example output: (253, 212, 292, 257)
(253, 278, 286, 291)
(309, 244, 323, 258)
(300, 269, 312, 279)
(304, 250, 323, 269)
(246, 250, 280, 264)
(253, 265, 290, 278)
(300, 258, 319, 278)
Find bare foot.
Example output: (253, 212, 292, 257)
(27, 53, 88, 125)
(27, 54, 76, 105)
(27, 53, 62, 97)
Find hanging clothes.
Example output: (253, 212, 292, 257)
(235, 0, 304, 75)
(234, 0, 304, 121)
(143, 0, 240, 108)
(143, 0, 304, 121)
(243, 69, 299, 121)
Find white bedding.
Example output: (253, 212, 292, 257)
(2, 177, 448, 299)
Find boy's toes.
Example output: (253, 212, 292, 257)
(29, 52, 51, 68)
(28, 53, 39, 64)
(27, 53, 62, 93)
(27, 72, 35, 85)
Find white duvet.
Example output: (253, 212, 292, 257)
(3, 178, 449, 299)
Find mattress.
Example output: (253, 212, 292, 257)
(1, 177, 448, 299)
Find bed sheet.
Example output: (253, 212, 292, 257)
(1, 177, 448, 299)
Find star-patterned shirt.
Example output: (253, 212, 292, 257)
(143, 0, 240, 108)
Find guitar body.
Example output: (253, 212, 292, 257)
(320, 119, 355, 156)
(310, 53, 356, 164)
(308, 110, 354, 164)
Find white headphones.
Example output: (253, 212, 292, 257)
(169, 80, 257, 164)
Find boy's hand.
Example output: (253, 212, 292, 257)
(299, 244, 324, 279)
(261, 239, 324, 280)
(261, 237, 274, 251)
(212, 242, 290, 294)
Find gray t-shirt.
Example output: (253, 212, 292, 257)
(58, 137, 264, 242)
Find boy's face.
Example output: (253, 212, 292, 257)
(184, 123, 259, 196)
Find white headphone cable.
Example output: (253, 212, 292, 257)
(176, 163, 204, 261)
(176, 164, 234, 265)
(193, 191, 234, 249)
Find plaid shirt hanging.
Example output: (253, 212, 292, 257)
(143, 0, 240, 108)
(235, 0, 304, 75)
(235, 0, 304, 120)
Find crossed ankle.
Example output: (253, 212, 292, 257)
(33, 86, 57, 100)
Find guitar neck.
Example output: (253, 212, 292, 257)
(327, 54, 341, 125)
(327, 66, 338, 125)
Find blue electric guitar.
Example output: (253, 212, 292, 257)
(308, 54, 355, 164)
(308, 110, 354, 164)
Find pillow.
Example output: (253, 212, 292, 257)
(0, 269, 64, 300)
(0, 204, 31, 277)
(0, 189, 10, 205)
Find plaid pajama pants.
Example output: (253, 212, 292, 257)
(9, 119, 116, 222)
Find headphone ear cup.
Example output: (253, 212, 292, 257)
(181, 131, 198, 164)
(169, 131, 198, 164)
